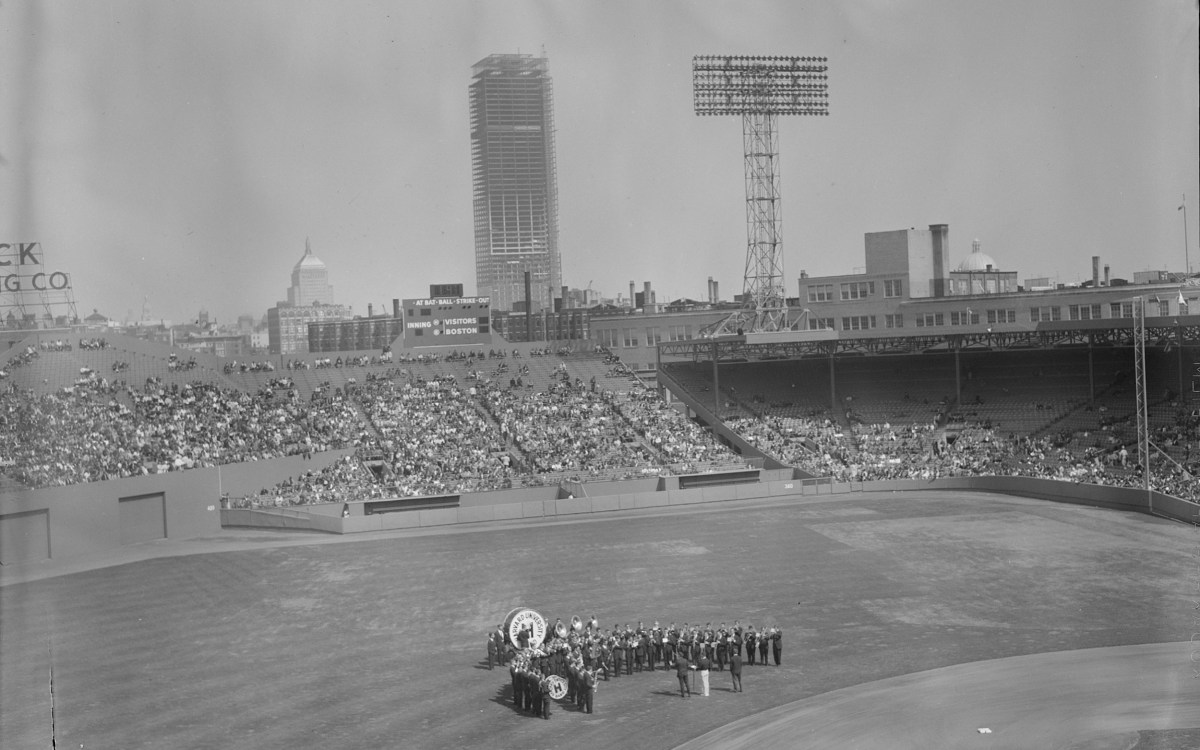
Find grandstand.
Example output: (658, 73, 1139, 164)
(2, 319, 1197, 527)
(0, 332, 755, 506)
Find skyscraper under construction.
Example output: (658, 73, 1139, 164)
(469, 53, 561, 313)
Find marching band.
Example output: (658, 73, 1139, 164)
(492, 615, 783, 718)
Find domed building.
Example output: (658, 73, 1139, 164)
(948, 239, 1018, 296)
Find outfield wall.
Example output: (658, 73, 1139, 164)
(224, 473, 1200, 535)
(5, 456, 1196, 567)
(0, 450, 353, 565)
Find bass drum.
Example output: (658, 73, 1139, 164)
(547, 675, 568, 700)
(503, 607, 548, 649)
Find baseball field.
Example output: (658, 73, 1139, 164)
(2, 489, 1197, 749)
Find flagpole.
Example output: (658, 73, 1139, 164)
(1181, 194, 1190, 276)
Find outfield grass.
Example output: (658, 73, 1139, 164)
(1, 490, 1194, 749)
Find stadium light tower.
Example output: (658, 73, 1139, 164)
(693, 55, 829, 335)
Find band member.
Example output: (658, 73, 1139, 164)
(651, 622, 663, 668)
(598, 639, 612, 680)
(758, 630, 770, 664)
(529, 669, 541, 716)
(583, 668, 597, 714)
(494, 624, 508, 665)
(612, 637, 625, 677)
(771, 627, 782, 666)
(633, 632, 646, 673)
(715, 630, 728, 672)
(745, 627, 757, 665)
(539, 675, 553, 719)
(729, 648, 743, 692)
(487, 631, 499, 670)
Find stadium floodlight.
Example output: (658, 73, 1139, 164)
(693, 54, 829, 335)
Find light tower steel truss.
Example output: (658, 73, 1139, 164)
(693, 55, 828, 335)
(1133, 297, 1152, 506)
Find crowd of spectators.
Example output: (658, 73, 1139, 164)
(224, 360, 276, 374)
(0, 371, 368, 487)
(356, 373, 518, 497)
(728, 413, 1199, 501)
(227, 454, 390, 508)
(1, 345, 40, 380)
(166, 353, 198, 371)
(4, 342, 1195, 507)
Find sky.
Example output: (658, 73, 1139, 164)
(2, 0, 1197, 326)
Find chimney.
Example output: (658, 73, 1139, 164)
(392, 298, 400, 318)
(367, 303, 374, 318)
(629, 280, 636, 308)
(644, 281, 653, 313)
(929, 224, 949, 296)
(712, 280, 719, 302)
(707, 277, 714, 304)
(1092, 256, 1100, 288)
(1104, 265, 1110, 286)
(562, 285, 569, 310)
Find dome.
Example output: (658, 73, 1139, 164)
(957, 239, 997, 271)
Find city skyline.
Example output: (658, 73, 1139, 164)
(2, 1, 1197, 325)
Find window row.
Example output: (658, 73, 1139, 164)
(593, 325, 694, 348)
(804, 278, 904, 303)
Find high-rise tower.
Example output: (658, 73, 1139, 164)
(469, 53, 561, 313)
(288, 238, 335, 307)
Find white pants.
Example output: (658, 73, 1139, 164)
(700, 669, 710, 696)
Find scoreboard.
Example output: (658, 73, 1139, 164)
(402, 296, 492, 348)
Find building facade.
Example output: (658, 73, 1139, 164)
(288, 239, 335, 307)
(469, 53, 562, 314)
(795, 225, 1197, 336)
(267, 303, 351, 355)
(308, 315, 402, 354)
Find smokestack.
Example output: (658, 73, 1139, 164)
(1104, 265, 1110, 286)
(393, 298, 400, 318)
(1092, 256, 1100, 288)
(707, 276, 714, 304)
(713, 280, 719, 302)
(561, 286, 569, 310)
(367, 303, 373, 318)
(929, 224, 949, 297)
(629, 280, 636, 308)
(644, 281, 653, 313)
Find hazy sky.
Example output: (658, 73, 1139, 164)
(3, 0, 1197, 325)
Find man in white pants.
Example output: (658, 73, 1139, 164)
(697, 647, 712, 696)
